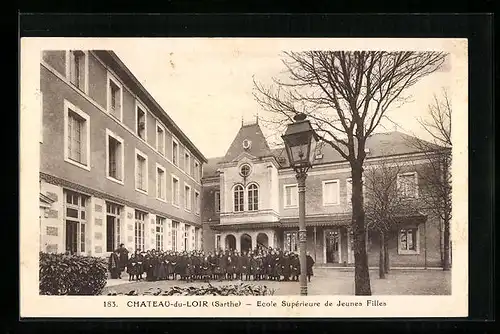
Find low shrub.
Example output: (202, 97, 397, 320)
(107, 283, 275, 296)
(39, 252, 108, 295)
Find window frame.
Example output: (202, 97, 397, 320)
(214, 191, 221, 213)
(106, 71, 123, 122)
(65, 50, 89, 94)
(63, 99, 91, 171)
(134, 148, 149, 194)
(247, 183, 259, 211)
(194, 190, 200, 215)
(194, 160, 200, 181)
(155, 121, 166, 156)
(184, 150, 191, 175)
(135, 99, 148, 142)
(105, 129, 125, 185)
(215, 234, 221, 250)
(172, 137, 180, 166)
(63, 190, 88, 255)
(171, 221, 179, 251)
(233, 184, 245, 212)
(184, 183, 192, 212)
(171, 174, 180, 207)
(156, 216, 165, 251)
(397, 225, 421, 255)
(155, 163, 167, 202)
(283, 184, 299, 208)
(322, 179, 341, 206)
(134, 210, 147, 252)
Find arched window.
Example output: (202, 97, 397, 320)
(233, 185, 244, 212)
(247, 183, 259, 211)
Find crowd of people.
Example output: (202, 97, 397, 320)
(108, 244, 316, 283)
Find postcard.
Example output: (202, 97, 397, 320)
(20, 37, 468, 318)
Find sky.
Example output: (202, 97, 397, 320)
(109, 39, 455, 159)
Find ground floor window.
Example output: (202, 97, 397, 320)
(172, 221, 179, 251)
(283, 231, 298, 252)
(215, 234, 221, 250)
(64, 190, 88, 254)
(134, 210, 146, 252)
(156, 216, 165, 250)
(398, 226, 419, 254)
(106, 202, 122, 252)
(184, 224, 189, 251)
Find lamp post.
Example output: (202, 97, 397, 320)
(282, 113, 318, 296)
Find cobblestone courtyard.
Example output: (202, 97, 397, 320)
(103, 268, 451, 295)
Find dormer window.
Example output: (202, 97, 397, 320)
(239, 164, 251, 177)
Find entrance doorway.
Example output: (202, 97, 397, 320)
(240, 234, 252, 254)
(225, 234, 236, 251)
(325, 230, 340, 263)
(256, 233, 269, 250)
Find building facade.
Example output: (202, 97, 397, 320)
(39, 50, 206, 258)
(201, 121, 447, 268)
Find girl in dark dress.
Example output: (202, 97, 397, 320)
(127, 254, 138, 281)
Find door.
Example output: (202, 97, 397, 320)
(65, 220, 78, 254)
(106, 216, 116, 252)
(325, 230, 339, 263)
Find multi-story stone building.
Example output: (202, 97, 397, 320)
(201, 121, 447, 268)
(39, 50, 206, 257)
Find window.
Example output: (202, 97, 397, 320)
(248, 184, 259, 211)
(39, 91, 43, 143)
(194, 160, 200, 181)
(136, 101, 147, 141)
(398, 227, 420, 254)
(398, 172, 418, 198)
(64, 190, 88, 255)
(156, 122, 165, 156)
(215, 234, 221, 250)
(67, 50, 88, 93)
(106, 129, 124, 184)
(184, 184, 192, 211)
(135, 149, 148, 193)
(134, 210, 146, 252)
(172, 138, 179, 166)
(156, 216, 165, 251)
(240, 164, 251, 177)
(284, 184, 298, 208)
(184, 151, 191, 174)
(346, 177, 366, 205)
(184, 224, 189, 251)
(107, 72, 122, 121)
(172, 175, 180, 206)
(156, 164, 166, 201)
(171, 221, 179, 251)
(284, 231, 298, 252)
(194, 191, 200, 215)
(323, 180, 340, 206)
(233, 185, 244, 212)
(106, 202, 122, 252)
(214, 191, 220, 213)
(64, 100, 90, 170)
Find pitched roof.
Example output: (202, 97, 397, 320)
(202, 130, 442, 178)
(222, 122, 272, 162)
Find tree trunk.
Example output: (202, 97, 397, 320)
(378, 231, 386, 279)
(383, 231, 390, 274)
(351, 162, 372, 295)
(443, 215, 451, 271)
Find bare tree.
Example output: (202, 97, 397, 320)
(253, 51, 446, 295)
(364, 160, 418, 279)
(409, 89, 452, 270)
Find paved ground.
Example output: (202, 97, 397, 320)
(103, 268, 451, 295)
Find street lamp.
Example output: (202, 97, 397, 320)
(282, 113, 318, 296)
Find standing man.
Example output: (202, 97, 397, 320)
(306, 252, 315, 282)
(116, 243, 129, 275)
(108, 249, 120, 279)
